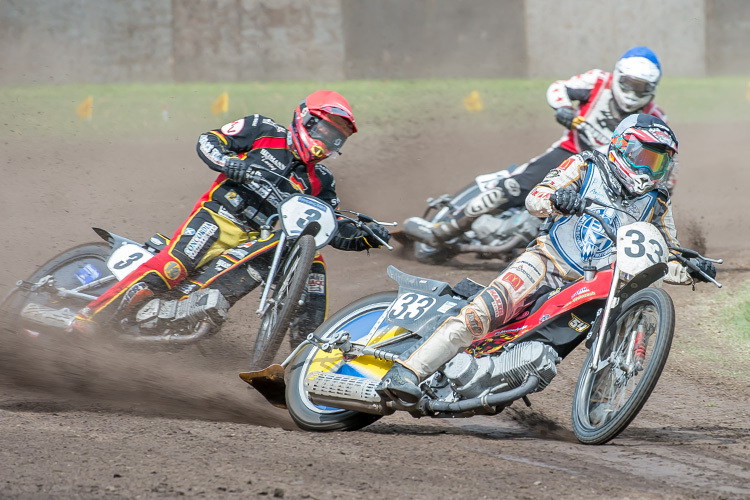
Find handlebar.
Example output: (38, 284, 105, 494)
(580, 199, 722, 288)
(243, 165, 398, 251)
(336, 209, 398, 251)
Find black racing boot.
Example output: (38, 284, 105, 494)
(378, 363, 422, 404)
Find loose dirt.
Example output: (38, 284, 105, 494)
(1, 122, 748, 499)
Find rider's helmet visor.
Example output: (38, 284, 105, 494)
(624, 141, 674, 179)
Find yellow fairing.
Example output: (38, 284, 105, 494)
(307, 324, 407, 380)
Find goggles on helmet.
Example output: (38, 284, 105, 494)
(303, 114, 351, 152)
(618, 75, 657, 97)
(623, 140, 674, 179)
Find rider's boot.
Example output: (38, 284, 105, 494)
(68, 278, 162, 335)
(402, 215, 471, 247)
(379, 301, 493, 402)
(379, 362, 422, 403)
(66, 307, 100, 335)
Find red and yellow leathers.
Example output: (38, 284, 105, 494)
(76, 114, 376, 331)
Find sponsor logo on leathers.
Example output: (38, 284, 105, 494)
(163, 261, 181, 281)
(464, 308, 485, 337)
(502, 273, 524, 291)
(184, 222, 218, 259)
(465, 188, 506, 216)
(221, 119, 245, 136)
(503, 178, 521, 197)
(260, 148, 286, 171)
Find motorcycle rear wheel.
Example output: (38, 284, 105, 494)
(285, 291, 396, 431)
(572, 287, 675, 445)
(413, 182, 480, 265)
(249, 234, 316, 370)
(1, 242, 113, 337)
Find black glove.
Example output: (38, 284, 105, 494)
(687, 258, 716, 282)
(551, 187, 585, 216)
(224, 158, 250, 183)
(555, 106, 577, 129)
(365, 223, 391, 248)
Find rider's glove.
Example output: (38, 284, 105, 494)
(687, 258, 716, 282)
(224, 158, 250, 183)
(555, 106, 577, 129)
(364, 223, 391, 248)
(551, 187, 585, 216)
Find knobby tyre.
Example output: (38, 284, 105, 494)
(286, 291, 396, 431)
(249, 234, 316, 369)
(572, 287, 675, 445)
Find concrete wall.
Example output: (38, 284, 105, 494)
(0, 0, 172, 84)
(0, 0, 746, 85)
(340, 0, 527, 79)
(706, 0, 750, 75)
(525, 0, 707, 77)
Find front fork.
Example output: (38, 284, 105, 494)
(256, 231, 287, 315)
(590, 262, 622, 371)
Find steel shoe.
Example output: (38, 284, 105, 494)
(377, 363, 422, 404)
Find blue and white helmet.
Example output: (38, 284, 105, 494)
(612, 47, 661, 113)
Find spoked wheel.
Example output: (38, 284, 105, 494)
(286, 291, 396, 432)
(249, 234, 316, 370)
(413, 182, 479, 265)
(1, 242, 114, 338)
(572, 288, 675, 445)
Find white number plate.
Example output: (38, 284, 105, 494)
(617, 222, 668, 277)
(107, 243, 154, 281)
(279, 194, 337, 249)
(386, 292, 437, 322)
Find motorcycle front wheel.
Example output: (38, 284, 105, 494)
(1, 242, 114, 338)
(249, 234, 316, 369)
(413, 182, 480, 265)
(572, 287, 675, 445)
(286, 291, 396, 432)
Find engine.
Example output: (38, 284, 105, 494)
(469, 209, 542, 247)
(439, 341, 561, 400)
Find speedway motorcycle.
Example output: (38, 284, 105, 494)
(2, 166, 394, 369)
(401, 120, 612, 265)
(241, 202, 721, 444)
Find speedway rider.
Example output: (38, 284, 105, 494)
(71, 90, 391, 340)
(380, 114, 716, 403)
(403, 46, 675, 248)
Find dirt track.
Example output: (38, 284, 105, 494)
(1, 122, 749, 499)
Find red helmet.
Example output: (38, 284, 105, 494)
(290, 90, 357, 165)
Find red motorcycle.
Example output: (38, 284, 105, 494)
(242, 203, 721, 444)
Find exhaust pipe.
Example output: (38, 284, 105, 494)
(19, 303, 214, 344)
(305, 372, 394, 415)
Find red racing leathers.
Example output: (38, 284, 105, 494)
(78, 114, 377, 341)
(407, 69, 672, 244)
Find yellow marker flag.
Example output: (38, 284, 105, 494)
(211, 92, 229, 115)
(76, 96, 93, 120)
(463, 90, 483, 112)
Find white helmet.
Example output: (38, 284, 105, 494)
(612, 47, 661, 113)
